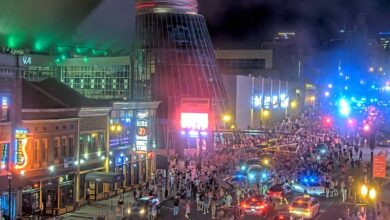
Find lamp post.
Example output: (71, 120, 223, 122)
(360, 184, 377, 220)
(7, 173, 12, 220)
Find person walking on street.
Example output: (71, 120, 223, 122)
(211, 199, 217, 219)
(225, 192, 232, 206)
(185, 200, 191, 220)
(236, 188, 241, 205)
(151, 204, 157, 220)
(203, 194, 209, 214)
(196, 190, 201, 211)
(173, 196, 180, 216)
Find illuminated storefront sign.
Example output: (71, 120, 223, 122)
(0, 143, 8, 169)
(15, 129, 28, 169)
(263, 96, 271, 109)
(135, 111, 149, 151)
(252, 94, 289, 109)
(272, 96, 278, 109)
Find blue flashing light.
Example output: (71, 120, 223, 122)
(249, 174, 255, 180)
(328, 84, 333, 88)
(339, 98, 350, 116)
(303, 178, 308, 183)
(241, 166, 246, 171)
(320, 149, 326, 154)
(261, 173, 267, 179)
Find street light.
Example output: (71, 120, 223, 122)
(222, 114, 231, 123)
(8, 173, 12, 219)
(361, 184, 368, 197)
(368, 188, 377, 200)
(290, 100, 297, 109)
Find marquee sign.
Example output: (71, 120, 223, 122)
(136, 115, 149, 151)
(15, 129, 28, 169)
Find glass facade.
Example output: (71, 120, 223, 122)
(217, 59, 266, 71)
(23, 66, 57, 82)
(134, 2, 228, 147)
(59, 65, 130, 100)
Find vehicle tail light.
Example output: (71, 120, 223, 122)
(242, 203, 248, 208)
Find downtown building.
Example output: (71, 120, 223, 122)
(133, 0, 228, 155)
(0, 54, 159, 218)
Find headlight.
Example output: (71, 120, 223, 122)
(140, 209, 145, 215)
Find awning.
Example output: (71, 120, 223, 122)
(85, 172, 123, 183)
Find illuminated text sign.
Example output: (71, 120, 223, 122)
(15, 129, 28, 169)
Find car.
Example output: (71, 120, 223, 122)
(268, 183, 292, 199)
(240, 195, 272, 217)
(240, 158, 262, 171)
(247, 165, 269, 183)
(289, 195, 320, 219)
(273, 211, 302, 220)
(130, 196, 161, 218)
(223, 175, 247, 188)
(291, 176, 325, 196)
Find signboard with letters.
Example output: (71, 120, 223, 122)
(373, 153, 387, 178)
(15, 129, 28, 169)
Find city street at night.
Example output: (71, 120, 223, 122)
(1, 0, 390, 220)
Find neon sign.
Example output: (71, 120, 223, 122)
(15, 129, 28, 169)
(0, 144, 8, 169)
(136, 119, 148, 151)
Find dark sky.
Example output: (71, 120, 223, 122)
(198, 0, 390, 49)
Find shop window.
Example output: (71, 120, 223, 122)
(61, 137, 67, 157)
(41, 139, 47, 162)
(68, 136, 74, 157)
(54, 138, 60, 159)
(33, 140, 39, 162)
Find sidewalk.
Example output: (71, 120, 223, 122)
(61, 192, 135, 220)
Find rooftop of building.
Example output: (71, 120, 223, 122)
(22, 78, 107, 109)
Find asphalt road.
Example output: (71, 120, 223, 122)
(155, 192, 348, 220)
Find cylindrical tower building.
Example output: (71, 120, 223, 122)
(134, 0, 228, 151)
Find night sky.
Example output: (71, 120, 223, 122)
(198, 0, 390, 49)
(1, 0, 390, 53)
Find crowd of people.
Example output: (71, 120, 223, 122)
(132, 109, 385, 220)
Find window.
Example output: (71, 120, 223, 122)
(61, 137, 67, 157)
(68, 136, 74, 157)
(41, 139, 47, 161)
(1, 96, 9, 122)
(54, 138, 60, 159)
(33, 140, 39, 162)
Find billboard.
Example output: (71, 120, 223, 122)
(373, 154, 387, 178)
(180, 112, 209, 130)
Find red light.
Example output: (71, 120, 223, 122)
(242, 203, 248, 208)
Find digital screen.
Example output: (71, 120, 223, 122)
(180, 113, 209, 130)
(264, 96, 271, 109)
